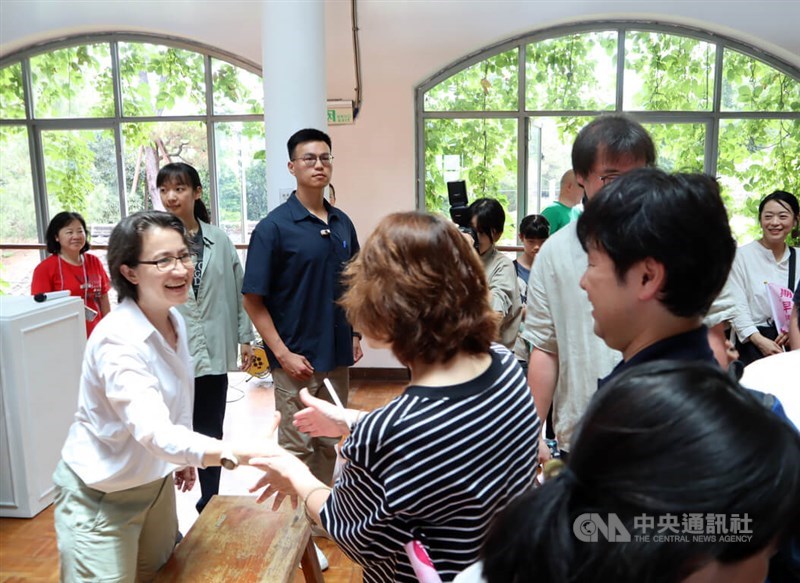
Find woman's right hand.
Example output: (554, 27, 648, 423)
(750, 331, 784, 357)
(249, 450, 311, 509)
(293, 388, 351, 437)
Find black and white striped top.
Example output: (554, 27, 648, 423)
(320, 344, 540, 582)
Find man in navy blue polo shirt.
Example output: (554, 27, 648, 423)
(575, 168, 736, 388)
(242, 128, 361, 489)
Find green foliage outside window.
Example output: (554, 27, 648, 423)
(0, 126, 36, 242)
(31, 44, 114, 118)
(0, 38, 267, 256)
(642, 123, 706, 174)
(526, 32, 617, 112)
(624, 32, 715, 111)
(119, 43, 206, 117)
(422, 26, 800, 245)
(424, 49, 518, 112)
(425, 118, 518, 241)
(212, 59, 265, 115)
(215, 121, 267, 239)
(722, 49, 800, 112)
(41, 130, 114, 220)
(0, 63, 24, 119)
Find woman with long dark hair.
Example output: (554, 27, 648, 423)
(157, 162, 254, 514)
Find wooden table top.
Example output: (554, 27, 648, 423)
(155, 495, 317, 583)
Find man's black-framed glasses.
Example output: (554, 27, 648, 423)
(599, 172, 622, 185)
(292, 154, 334, 167)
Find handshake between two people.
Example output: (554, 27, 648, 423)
(247, 388, 366, 524)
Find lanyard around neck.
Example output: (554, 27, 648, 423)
(58, 254, 89, 304)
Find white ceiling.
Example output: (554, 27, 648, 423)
(2, 0, 799, 97)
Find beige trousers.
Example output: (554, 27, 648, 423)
(53, 460, 178, 583)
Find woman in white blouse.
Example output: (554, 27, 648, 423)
(52, 211, 274, 583)
(729, 190, 798, 365)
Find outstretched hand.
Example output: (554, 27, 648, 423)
(232, 411, 282, 466)
(248, 450, 313, 511)
(293, 388, 350, 438)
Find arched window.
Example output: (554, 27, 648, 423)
(0, 34, 265, 293)
(417, 22, 800, 244)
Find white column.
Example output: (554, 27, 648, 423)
(262, 0, 327, 212)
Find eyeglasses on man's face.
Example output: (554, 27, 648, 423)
(292, 154, 334, 167)
(598, 172, 622, 185)
(138, 252, 196, 272)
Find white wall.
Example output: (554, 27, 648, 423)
(2, 0, 799, 368)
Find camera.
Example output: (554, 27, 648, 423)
(447, 180, 478, 250)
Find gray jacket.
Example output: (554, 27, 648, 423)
(177, 221, 254, 376)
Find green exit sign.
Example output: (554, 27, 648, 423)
(327, 100, 354, 125)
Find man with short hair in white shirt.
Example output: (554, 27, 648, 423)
(522, 114, 736, 461)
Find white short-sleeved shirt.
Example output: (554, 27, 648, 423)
(740, 351, 800, 427)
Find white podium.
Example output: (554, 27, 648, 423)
(0, 295, 85, 517)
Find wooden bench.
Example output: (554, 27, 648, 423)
(155, 495, 323, 583)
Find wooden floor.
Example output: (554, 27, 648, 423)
(0, 374, 406, 583)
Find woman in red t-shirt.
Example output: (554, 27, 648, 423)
(31, 212, 111, 336)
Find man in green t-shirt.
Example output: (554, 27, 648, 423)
(541, 169, 583, 234)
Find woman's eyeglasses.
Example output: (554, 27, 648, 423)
(138, 253, 196, 272)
